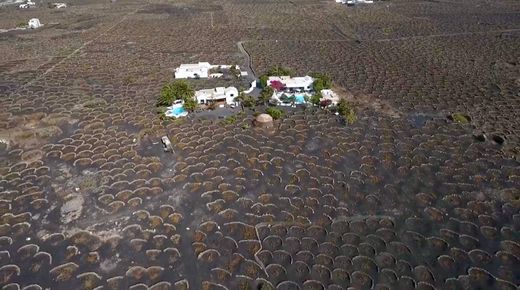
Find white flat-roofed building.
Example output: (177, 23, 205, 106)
(52, 2, 67, 8)
(174, 62, 212, 79)
(28, 18, 42, 29)
(195, 87, 238, 105)
(19, 0, 35, 8)
(267, 75, 314, 92)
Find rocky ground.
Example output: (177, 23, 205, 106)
(0, 0, 519, 289)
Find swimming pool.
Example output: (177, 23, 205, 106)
(165, 105, 188, 118)
(294, 94, 306, 104)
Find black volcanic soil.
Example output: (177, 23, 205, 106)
(0, 0, 519, 289)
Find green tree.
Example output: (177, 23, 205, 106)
(266, 107, 283, 120)
(337, 99, 357, 124)
(259, 75, 269, 88)
(259, 87, 274, 105)
(288, 95, 296, 106)
(183, 97, 198, 112)
(157, 80, 194, 107)
(242, 95, 256, 108)
(310, 92, 322, 106)
(279, 94, 291, 104)
(313, 78, 326, 92)
(236, 92, 255, 108)
(310, 72, 331, 91)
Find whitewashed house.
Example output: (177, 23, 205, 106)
(52, 2, 67, 8)
(267, 75, 314, 92)
(195, 87, 238, 105)
(28, 18, 42, 29)
(19, 0, 35, 8)
(174, 62, 212, 79)
(346, 0, 373, 5)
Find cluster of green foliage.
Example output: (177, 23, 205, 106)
(235, 92, 255, 108)
(279, 94, 295, 104)
(156, 80, 197, 112)
(310, 92, 322, 106)
(16, 22, 26, 28)
(258, 86, 274, 105)
(259, 66, 293, 88)
(265, 107, 283, 120)
(221, 112, 245, 125)
(451, 113, 470, 124)
(310, 72, 332, 92)
(337, 99, 357, 124)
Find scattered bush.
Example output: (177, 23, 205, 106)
(235, 93, 255, 108)
(451, 113, 470, 124)
(310, 92, 322, 106)
(266, 107, 283, 120)
(222, 112, 244, 125)
(337, 99, 357, 124)
(156, 106, 168, 115)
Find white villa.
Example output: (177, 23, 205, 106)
(345, 0, 374, 5)
(195, 87, 238, 105)
(174, 62, 213, 79)
(51, 2, 67, 8)
(267, 75, 314, 92)
(174, 63, 246, 79)
(19, 0, 35, 8)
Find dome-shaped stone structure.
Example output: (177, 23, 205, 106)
(254, 114, 274, 128)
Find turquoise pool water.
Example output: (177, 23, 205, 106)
(165, 106, 187, 118)
(294, 95, 305, 104)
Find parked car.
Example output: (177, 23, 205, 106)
(161, 136, 173, 152)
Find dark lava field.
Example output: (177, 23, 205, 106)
(0, 0, 519, 289)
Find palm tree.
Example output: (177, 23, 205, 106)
(259, 87, 274, 106)
(234, 92, 248, 111)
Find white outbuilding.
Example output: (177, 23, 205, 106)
(28, 18, 42, 29)
(174, 62, 212, 79)
(19, 0, 35, 8)
(267, 75, 315, 92)
(195, 87, 238, 105)
(52, 2, 67, 8)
